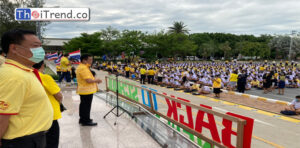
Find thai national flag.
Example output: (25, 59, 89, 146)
(69, 50, 81, 64)
(54, 53, 63, 65)
(47, 52, 58, 60)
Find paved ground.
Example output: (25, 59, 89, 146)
(59, 90, 160, 148)
(245, 88, 298, 102)
(93, 69, 300, 148)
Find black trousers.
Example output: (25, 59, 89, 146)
(57, 72, 62, 79)
(79, 94, 94, 123)
(1, 131, 46, 148)
(46, 120, 60, 148)
(125, 71, 130, 78)
(148, 75, 154, 84)
(237, 83, 245, 93)
(140, 75, 146, 84)
(58, 71, 71, 83)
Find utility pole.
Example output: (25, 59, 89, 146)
(289, 30, 297, 61)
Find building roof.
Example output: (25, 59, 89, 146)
(42, 38, 71, 46)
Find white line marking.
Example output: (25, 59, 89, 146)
(214, 107, 229, 113)
(255, 119, 275, 127)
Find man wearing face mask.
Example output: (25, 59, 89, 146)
(0, 29, 53, 147)
(76, 54, 102, 126)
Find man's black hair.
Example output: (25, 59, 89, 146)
(1, 29, 36, 54)
(32, 60, 44, 69)
(296, 95, 300, 98)
(80, 53, 92, 62)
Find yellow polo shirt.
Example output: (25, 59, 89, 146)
(60, 57, 70, 72)
(76, 63, 98, 95)
(148, 69, 155, 75)
(125, 66, 130, 72)
(140, 68, 146, 75)
(130, 67, 135, 73)
(39, 72, 62, 120)
(229, 73, 238, 82)
(0, 59, 53, 139)
(213, 78, 222, 88)
(56, 65, 61, 72)
(251, 80, 259, 86)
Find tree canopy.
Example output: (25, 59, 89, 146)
(63, 25, 300, 61)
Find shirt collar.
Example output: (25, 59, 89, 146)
(5, 59, 33, 72)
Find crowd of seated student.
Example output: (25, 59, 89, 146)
(99, 60, 300, 96)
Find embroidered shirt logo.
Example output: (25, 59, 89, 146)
(0, 101, 9, 110)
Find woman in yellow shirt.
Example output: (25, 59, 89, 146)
(33, 61, 63, 148)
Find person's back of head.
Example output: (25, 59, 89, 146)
(1, 29, 36, 55)
(80, 53, 92, 62)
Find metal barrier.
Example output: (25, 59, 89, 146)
(96, 92, 201, 148)
(105, 76, 254, 148)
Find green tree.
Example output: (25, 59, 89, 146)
(63, 32, 103, 56)
(119, 30, 145, 60)
(168, 21, 189, 34)
(0, 0, 49, 39)
(100, 26, 122, 58)
(219, 41, 231, 59)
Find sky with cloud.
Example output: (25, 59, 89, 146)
(43, 0, 300, 38)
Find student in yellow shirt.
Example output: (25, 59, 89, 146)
(228, 71, 238, 91)
(147, 68, 156, 84)
(113, 64, 118, 73)
(213, 75, 222, 98)
(101, 62, 107, 70)
(130, 67, 136, 79)
(124, 64, 130, 78)
(251, 78, 260, 88)
(58, 53, 71, 84)
(106, 63, 112, 74)
(33, 61, 63, 148)
(140, 65, 146, 84)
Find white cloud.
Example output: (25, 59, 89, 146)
(43, 0, 300, 38)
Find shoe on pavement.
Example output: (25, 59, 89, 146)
(80, 121, 97, 126)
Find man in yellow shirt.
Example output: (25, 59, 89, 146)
(147, 68, 156, 84)
(33, 61, 63, 148)
(76, 54, 102, 126)
(58, 53, 71, 84)
(140, 65, 146, 84)
(0, 29, 53, 147)
(213, 75, 222, 98)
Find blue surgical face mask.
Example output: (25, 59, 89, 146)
(29, 47, 45, 63)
